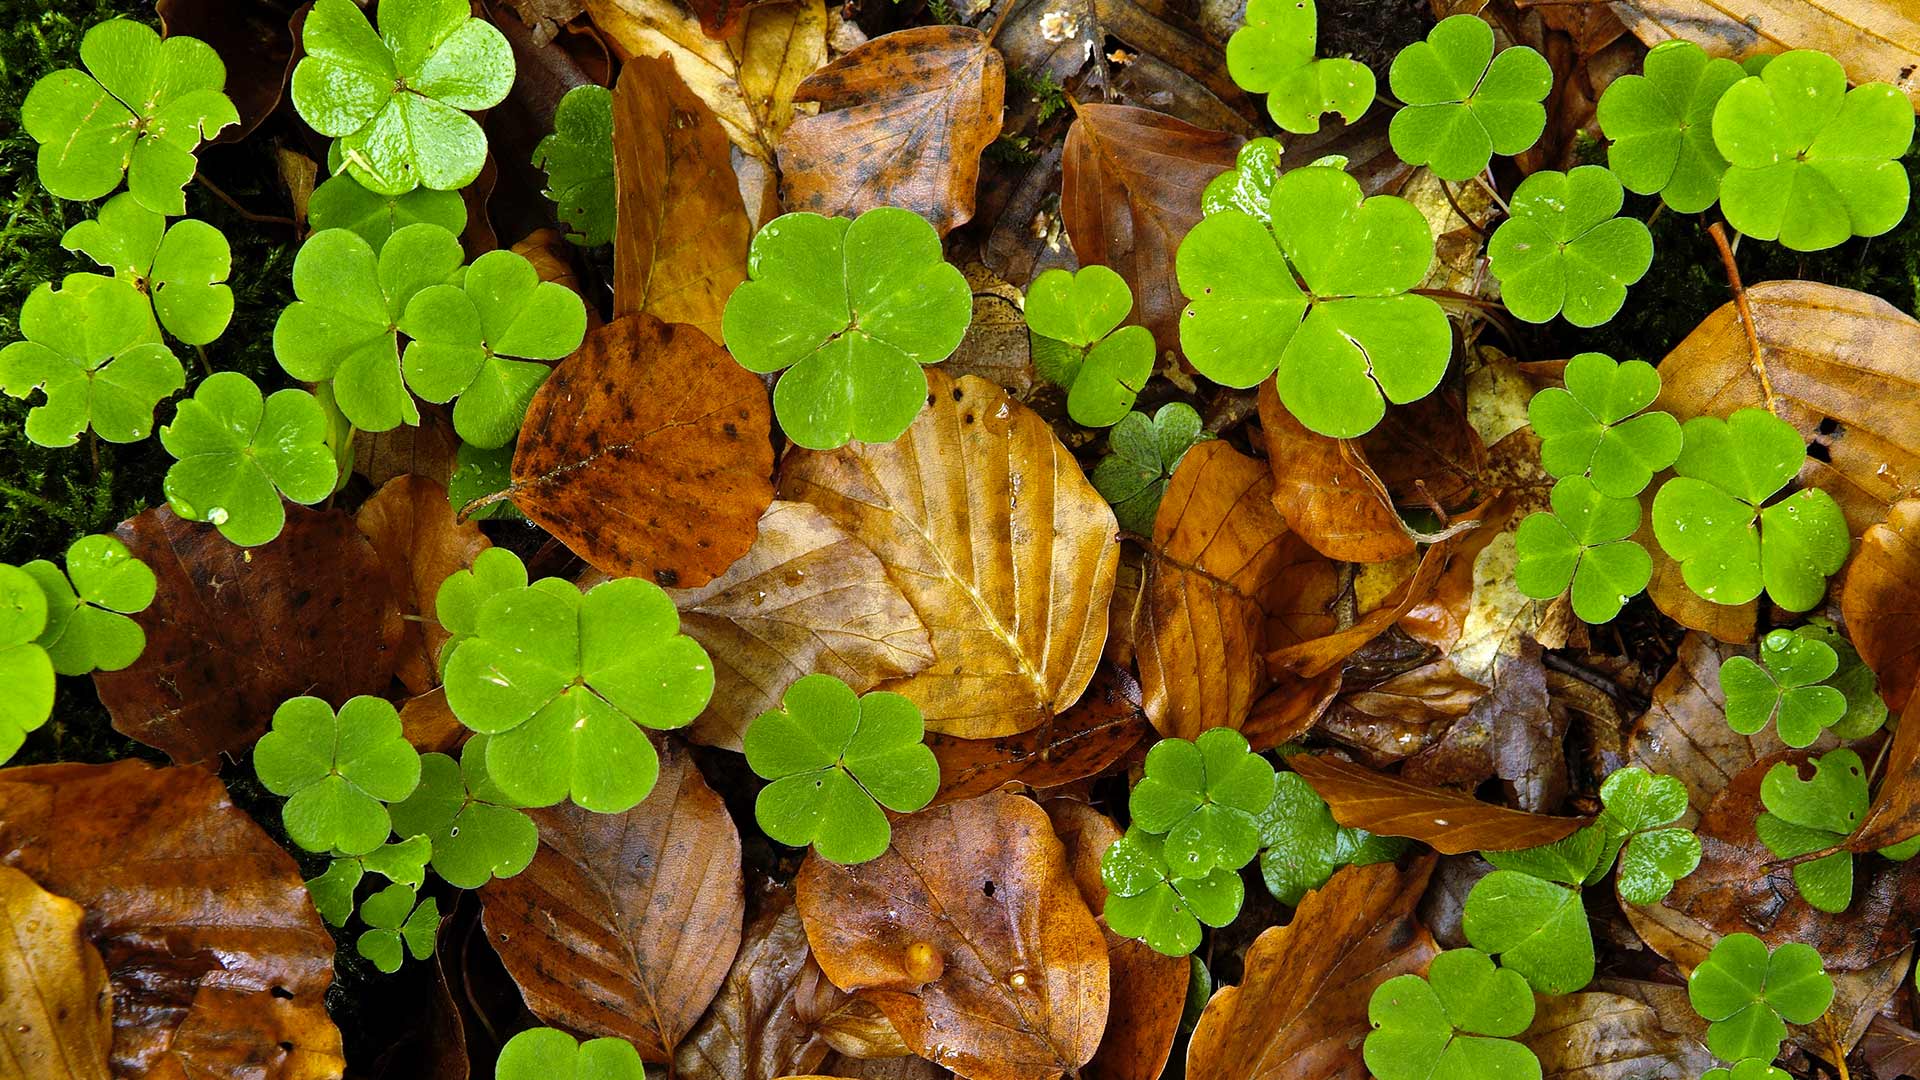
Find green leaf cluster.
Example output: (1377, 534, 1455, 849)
(0, 566, 58, 765)
(305, 836, 432, 927)
(1225, 0, 1373, 134)
(1255, 769, 1404, 906)
(1687, 933, 1833, 1062)
(534, 85, 616, 247)
(1387, 14, 1551, 181)
(1487, 166, 1653, 327)
(21, 534, 155, 677)
(1101, 827, 1243, 957)
(63, 193, 233, 346)
(1513, 476, 1650, 624)
(1091, 403, 1206, 536)
(160, 372, 338, 547)
(1719, 629, 1849, 747)
(1365, 948, 1541, 1080)
(254, 695, 422, 857)
(1025, 265, 1155, 428)
(355, 882, 439, 974)
(1787, 619, 1887, 740)
(390, 736, 539, 889)
(1, 274, 183, 448)
(1527, 352, 1680, 498)
(495, 1028, 645, 1080)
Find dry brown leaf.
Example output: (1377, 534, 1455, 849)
(1626, 633, 1791, 826)
(779, 369, 1119, 738)
(398, 688, 468, 754)
(1185, 857, 1440, 1080)
(1266, 533, 1462, 679)
(1519, 992, 1716, 1079)
(928, 664, 1152, 803)
(1319, 659, 1485, 763)
(585, 0, 828, 160)
(0, 864, 112, 1080)
(480, 738, 744, 1061)
(1853, 695, 1920, 852)
(355, 475, 491, 695)
(511, 313, 774, 589)
(354, 403, 459, 489)
(613, 52, 750, 342)
(93, 506, 403, 765)
(1613, 0, 1920, 108)
(1257, 381, 1414, 564)
(779, 26, 1005, 236)
(676, 888, 842, 1080)
(1060, 103, 1241, 352)
(1842, 498, 1920, 714)
(0, 761, 343, 1079)
(795, 792, 1109, 1080)
(1290, 754, 1591, 854)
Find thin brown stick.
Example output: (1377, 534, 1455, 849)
(1707, 220, 1777, 412)
(194, 171, 297, 228)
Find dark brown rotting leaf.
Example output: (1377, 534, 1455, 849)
(928, 664, 1152, 803)
(1290, 754, 1590, 854)
(158, 0, 296, 143)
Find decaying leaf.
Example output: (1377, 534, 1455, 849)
(355, 475, 491, 694)
(1290, 754, 1590, 854)
(1627, 633, 1791, 826)
(1613, 0, 1920, 108)
(353, 403, 459, 489)
(675, 888, 844, 1080)
(0, 864, 113, 1080)
(928, 664, 1152, 803)
(1258, 381, 1415, 564)
(1849, 695, 1920, 853)
(1841, 498, 1920, 714)
(1519, 991, 1716, 1079)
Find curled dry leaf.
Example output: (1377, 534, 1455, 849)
(1290, 754, 1591, 854)
(1627, 633, 1791, 826)
(1842, 498, 1920, 714)
(510, 313, 774, 589)
(927, 663, 1152, 803)
(1258, 381, 1414, 564)
(0, 864, 112, 1080)
(669, 500, 933, 752)
(94, 506, 403, 765)
(1613, 0, 1920, 108)
(795, 792, 1110, 1080)
(613, 52, 750, 342)
(1852, 695, 1920, 853)
(1519, 992, 1716, 1079)
(480, 738, 743, 1062)
(1265, 532, 1462, 680)
(0, 761, 343, 1080)
(675, 888, 843, 1080)
(1186, 857, 1440, 1080)
(779, 26, 1006, 236)
(780, 370, 1119, 739)
(356, 475, 491, 694)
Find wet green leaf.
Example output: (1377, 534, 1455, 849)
(63, 193, 234, 346)
(1526, 351, 1680, 497)
(1025, 265, 1154, 428)
(354, 882, 439, 973)
(1101, 827, 1244, 956)
(160, 372, 338, 547)
(1462, 868, 1593, 995)
(1387, 14, 1551, 181)
(22, 534, 154, 676)
(1720, 629, 1846, 747)
(1513, 475, 1651, 623)
(1255, 769, 1405, 905)
(389, 739, 538, 889)
(495, 1028, 645, 1080)
(1130, 728, 1276, 879)
(1365, 949, 1542, 1080)
(254, 695, 422, 856)
(308, 171, 468, 252)
(0, 566, 55, 765)
(534, 85, 615, 246)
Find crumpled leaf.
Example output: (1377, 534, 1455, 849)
(673, 887, 847, 1080)
(355, 474, 490, 694)
(927, 663, 1152, 803)
(1842, 498, 1920, 714)
(1519, 991, 1717, 1079)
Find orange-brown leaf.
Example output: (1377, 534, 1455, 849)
(1850, 694, 1920, 853)
(1290, 754, 1590, 854)
(356, 475, 491, 694)
(1842, 499, 1920, 714)
(927, 664, 1152, 803)
(1258, 381, 1414, 564)
(353, 403, 459, 489)
(675, 887, 844, 1080)
(0, 865, 112, 1080)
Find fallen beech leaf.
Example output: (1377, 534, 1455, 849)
(157, 0, 296, 143)
(1841, 498, 1920, 714)
(480, 738, 743, 1061)
(1290, 754, 1590, 854)
(1061, 103, 1242, 351)
(1862, 1015, 1920, 1080)
(1852, 695, 1920, 852)
(1185, 857, 1439, 1080)
(1613, 0, 1920, 108)
(1258, 381, 1413, 563)
(1627, 633, 1793, 825)
(0, 864, 112, 1080)
(675, 888, 842, 1080)
(795, 792, 1109, 1080)
(668, 501, 932, 752)
(398, 688, 467, 754)
(94, 506, 403, 765)
(1265, 532, 1461, 679)
(1519, 992, 1716, 1078)
(0, 761, 343, 1079)
(511, 313, 774, 589)
(802, 1058, 952, 1080)
(780, 370, 1119, 739)
(356, 475, 491, 694)
(353, 403, 459, 489)
(779, 26, 1005, 236)
(928, 664, 1151, 802)
(613, 53, 750, 342)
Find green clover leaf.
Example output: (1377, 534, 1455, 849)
(1705, 1062, 1792, 1080)
(389, 738, 539, 889)
(1176, 166, 1447, 438)
(1513, 475, 1651, 624)
(160, 372, 338, 547)
(534, 85, 615, 247)
(1, 274, 182, 447)
(1365, 949, 1542, 1080)
(309, 171, 467, 253)
(1462, 868, 1594, 995)
(1596, 40, 1745, 213)
(1688, 933, 1833, 1063)
(20, 534, 155, 676)
(1130, 728, 1277, 879)
(1256, 769, 1405, 906)
(1101, 827, 1244, 957)
(274, 223, 465, 432)
(62, 193, 234, 346)
(1592, 766, 1699, 904)
(1225, 0, 1373, 134)
(305, 835, 433, 927)
(254, 695, 423, 857)
(1483, 826, 1606, 885)
(1712, 50, 1914, 251)
(448, 441, 525, 521)
(496, 1029, 645, 1080)
(355, 882, 439, 974)
(721, 208, 971, 450)
(744, 674, 938, 865)
(1488, 166, 1653, 327)
(291, 0, 514, 194)
(0, 566, 56, 765)
(1201, 138, 1282, 224)
(1650, 409, 1850, 611)
(20, 19, 238, 213)
(1387, 14, 1552, 181)
(1791, 619, 1887, 740)
(1720, 629, 1847, 747)
(400, 248, 587, 448)
(1526, 352, 1681, 497)
(1616, 828, 1704, 907)
(1025, 265, 1155, 428)
(1754, 748, 1866, 913)
(1091, 403, 1207, 536)
(437, 549, 715, 813)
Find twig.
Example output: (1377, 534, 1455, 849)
(1412, 480, 1451, 527)
(457, 488, 514, 522)
(1707, 221, 1776, 413)
(1471, 169, 1510, 214)
(1437, 178, 1491, 237)
(984, 0, 1016, 43)
(194, 171, 296, 228)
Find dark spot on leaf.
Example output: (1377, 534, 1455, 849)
(655, 568, 680, 587)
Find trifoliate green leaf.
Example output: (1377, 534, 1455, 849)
(1483, 825, 1606, 885)
(1201, 138, 1282, 223)
(1101, 827, 1244, 956)
(273, 223, 465, 432)
(448, 441, 525, 521)
(1720, 629, 1847, 747)
(435, 545, 528, 660)
(1526, 351, 1680, 497)
(355, 883, 439, 973)
(1256, 770, 1404, 906)
(1595, 40, 1744, 213)
(1488, 166, 1653, 327)
(1754, 748, 1866, 913)
(1687, 933, 1833, 1063)
(308, 171, 468, 252)
(0, 566, 55, 764)
(1130, 728, 1277, 879)
(21, 534, 154, 676)
(534, 85, 615, 247)
(254, 695, 422, 856)
(160, 372, 338, 547)
(389, 739, 538, 889)
(1387, 14, 1552, 181)
(1616, 827, 1703, 906)
(721, 208, 971, 450)
(1650, 409, 1850, 611)
(1, 274, 182, 447)
(292, 0, 514, 194)
(62, 193, 234, 346)
(1712, 50, 1915, 251)
(20, 19, 237, 213)
(495, 1028, 646, 1080)
(1365, 949, 1542, 1080)
(305, 835, 433, 927)
(1462, 868, 1594, 995)
(1091, 403, 1207, 535)
(1025, 265, 1154, 428)
(1513, 475, 1651, 624)
(1591, 765, 1699, 904)
(745, 674, 938, 865)
(1176, 166, 1447, 438)
(1225, 0, 1373, 134)
(1704, 1061, 1792, 1080)
(1792, 618, 1887, 740)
